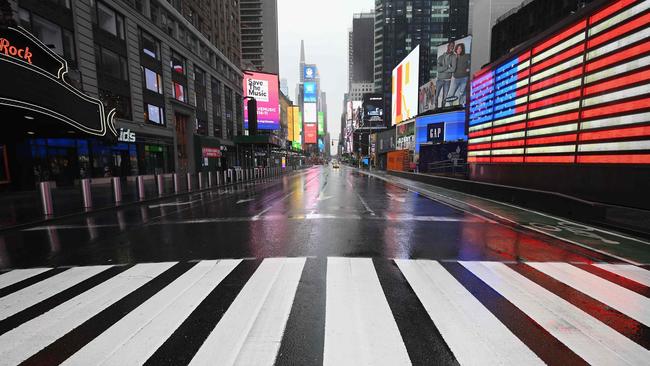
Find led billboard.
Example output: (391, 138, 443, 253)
(415, 111, 466, 154)
(243, 71, 280, 130)
(303, 102, 317, 123)
(304, 123, 317, 144)
(392, 45, 420, 125)
(318, 112, 325, 135)
(287, 105, 294, 142)
(469, 0, 650, 165)
(291, 106, 302, 143)
(304, 82, 317, 102)
(304, 65, 317, 80)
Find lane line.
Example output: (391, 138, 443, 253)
(323, 257, 410, 366)
(0, 266, 112, 321)
(64, 260, 241, 366)
(252, 191, 294, 219)
(461, 261, 650, 365)
(396, 259, 543, 366)
(528, 262, 650, 327)
(189, 258, 305, 365)
(0, 262, 175, 365)
(0, 268, 50, 291)
(356, 192, 376, 216)
(593, 263, 650, 287)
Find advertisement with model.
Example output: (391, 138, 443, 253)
(391, 45, 420, 125)
(243, 71, 280, 130)
(362, 93, 384, 128)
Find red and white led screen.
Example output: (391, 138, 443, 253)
(468, 0, 650, 164)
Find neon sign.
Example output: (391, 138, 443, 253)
(0, 38, 33, 64)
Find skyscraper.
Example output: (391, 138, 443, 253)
(240, 0, 279, 73)
(374, 0, 469, 125)
(349, 12, 375, 88)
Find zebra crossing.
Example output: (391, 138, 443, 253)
(0, 257, 648, 365)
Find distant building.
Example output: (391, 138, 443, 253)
(349, 12, 375, 88)
(240, 0, 279, 74)
(280, 78, 289, 96)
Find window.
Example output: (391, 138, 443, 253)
(173, 82, 186, 102)
(140, 30, 160, 59)
(170, 51, 185, 75)
(95, 45, 128, 80)
(194, 67, 205, 86)
(145, 104, 164, 125)
(142, 67, 162, 94)
(96, 2, 125, 39)
(100, 89, 131, 119)
(32, 16, 63, 57)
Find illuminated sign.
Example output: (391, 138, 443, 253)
(303, 102, 317, 123)
(202, 147, 222, 158)
(118, 128, 136, 142)
(362, 93, 384, 127)
(304, 65, 317, 80)
(243, 71, 280, 130)
(304, 123, 317, 144)
(287, 106, 294, 142)
(304, 82, 317, 102)
(318, 111, 324, 135)
(291, 106, 302, 143)
(427, 123, 445, 143)
(468, 0, 650, 165)
(0, 27, 116, 137)
(391, 45, 420, 125)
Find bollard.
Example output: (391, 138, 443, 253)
(198, 172, 204, 190)
(81, 178, 92, 209)
(173, 173, 180, 193)
(112, 177, 122, 204)
(137, 176, 146, 200)
(234, 170, 238, 183)
(216, 171, 221, 186)
(208, 171, 214, 188)
(186, 173, 192, 192)
(157, 175, 165, 197)
(39, 181, 54, 216)
(223, 171, 228, 186)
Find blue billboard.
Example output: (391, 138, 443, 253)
(415, 111, 466, 153)
(304, 82, 317, 103)
(304, 65, 317, 80)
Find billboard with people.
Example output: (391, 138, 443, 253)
(419, 36, 472, 113)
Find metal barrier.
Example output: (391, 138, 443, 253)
(157, 175, 165, 196)
(81, 178, 92, 209)
(186, 173, 193, 192)
(137, 176, 146, 200)
(39, 181, 54, 216)
(223, 170, 228, 185)
(112, 177, 122, 203)
(173, 173, 180, 193)
(198, 172, 204, 190)
(208, 171, 214, 188)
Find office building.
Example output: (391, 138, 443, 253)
(349, 12, 374, 88)
(239, 0, 279, 74)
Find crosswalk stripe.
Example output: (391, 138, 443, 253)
(528, 262, 650, 327)
(0, 266, 112, 321)
(323, 257, 410, 366)
(593, 263, 650, 287)
(62, 260, 240, 366)
(189, 257, 305, 365)
(0, 262, 175, 365)
(462, 261, 650, 366)
(397, 259, 543, 366)
(0, 268, 50, 291)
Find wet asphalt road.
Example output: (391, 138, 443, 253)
(0, 165, 608, 269)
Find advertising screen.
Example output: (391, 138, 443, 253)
(318, 112, 324, 135)
(468, 0, 650, 165)
(303, 102, 317, 123)
(362, 93, 384, 127)
(287, 105, 294, 142)
(392, 45, 420, 125)
(318, 138, 324, 152)
(304, 82, 317, 102)
(243, 71, 280, 130)
(304, 123, 317, 144)
(304, 65, 317, 80)
(291, 106, 302, 143)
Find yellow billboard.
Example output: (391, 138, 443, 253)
(287, 106, 294, 142)
(292, 106, 302, 143)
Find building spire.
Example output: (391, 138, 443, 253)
(300, 40, 305, 63)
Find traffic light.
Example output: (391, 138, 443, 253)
(247, 98, 258, 135)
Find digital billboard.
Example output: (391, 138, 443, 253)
(468, 0, 650, 165)
(243, 71, 280, 130)
(291, 106, 302, 143)
(304, 82, 317, 102)
(304, 123, 317, 144)
(318, 112, 325, 135)
(415, 111, 466, 153)
(304, 65, 317, 80)
(362, 93, 384, 127)
(303, 102, 317, 123)
(419, 36, 472, 113)
(287, 106, 294, 142)
(391, 45, 420, 125)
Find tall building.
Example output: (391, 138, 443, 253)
(349, 12, 374, 88)
(374, 0, 469, 125)
(298, 40, 324, 155)
(239, 0, 279, 74)
(491, 0, 596, 62)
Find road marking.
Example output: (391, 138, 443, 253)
(387, 193, 406, 203)
(461, 261, 650, 365)
(356, 192, 376, 216)
(157, 215, 482, 224)
(593, 263, 650, 287)
(324, 257, 410, 366)
(0, 268, 50, 290)
(0, 262, 175, 365)
(396, 259, 543, 366)
(0, 266, 112, 321)
(63, 260, 241, 366)
(252, 192, 294, 220)
(236, 198, 256, 204)
(189, 258, 305, 365)
(317, 194, 334, 201)
(527, 262, 650, 327)
(148, 200, 200, 209)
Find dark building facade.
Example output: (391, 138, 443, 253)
(374, 0, 469, 126)
(350, 12, 374, 86)
(490, 0, 596, 62)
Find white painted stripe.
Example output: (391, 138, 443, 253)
(528, 101, 580, 119)
(323, 257, 410, 366)
(533, 33, 585, 65)
(593, 263, 650, 287)
(580, 112, 650, 130)
(528, 262, 650, 326)
(493, 113, 526, 126)
(491, 148, 525, 155)
(189, 258, 306, 366)
(526, 144, 577, 154)
(583, 84, 650, 107)
(530, 79, 582, 101)
(0, 262, 175, 365)
(62, 260, 241, 366)
(589, 1, 650, 36)
(527, 123, 578, 137)
(396, 260, 543, 366)
(492, 131, 526, 141)
(587, 27, 650, 60)
(579, 140, 650, 152)
(469, 135, 492, 143)
(462, 261, 650, 365)
(531, 56, 583, 83)
(468, 150, 491, 156)
(0, 268, 50, 290)
(0, 265, 111, 321)
(585, 55, 650, 84)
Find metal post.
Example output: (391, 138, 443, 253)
(39, 181, 54, 216)
(111, 177, 122, 204)
(157, 175, 165, 196)
(223, 171, 228, 185)
(137, 176, 145, 200)
(198, 172, 204, 190)
(81, 178, 92, 209)
(186, 173, 192, 192)
(208, 171, 213, 188)
(173, 173, 180, 193)
(216, 171, 221, 186)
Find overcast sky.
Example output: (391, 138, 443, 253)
(278, 0, 374, 154)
